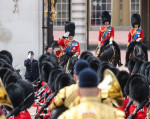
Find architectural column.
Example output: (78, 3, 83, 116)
(122, 0, 130, 26)
(71, 0, 87, 51)
(112, 0, 120, 26)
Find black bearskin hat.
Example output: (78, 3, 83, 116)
(86, 56, 100, 71)
(50, 105, 68, 119)
(128, 57, 139, 73)
(97, 62, 117, 83)
(129, 74, 149, 103)
(131, 13, 141, 28)
(48, 66, 65, 91)
(139, 61, 150, 75)
(6, 83, 25, 115)
(65, 21, 75, 36)
(0, 54, 12, 66)
(102, 11, 111, 24)
(54, 72, 75, 92)
(145, 65, 150, 85)
(3, 71, 21, 87)
(132, 59, 144, 74)
(0, 50, 13, 65)
(17, 80, 35, 110)
(40, 61, 54, 83)
(80, 51, 93, 59)
(0, 67, 11, 81)
(124, 74, 146, 96)
(116, 71, 130, 96)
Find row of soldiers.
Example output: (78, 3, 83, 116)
(0, 44, 149, 119)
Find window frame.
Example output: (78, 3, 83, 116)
(53, 0, 70, 30)
(90, 0, 113, 30)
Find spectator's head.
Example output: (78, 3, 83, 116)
(45, 46, 53, 54)
(73, 60, 90, 81)
(78, 68, 99, 97)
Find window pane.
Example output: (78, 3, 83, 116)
(130, 0, 140, 17)
(54, 0, 69, 26)
(131, 0, 135, 3)
(90, 0, 112, 26)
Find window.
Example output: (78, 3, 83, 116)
(90, 0, 112, 26)
(54, 0, 69, 26)
(130, 0, 140, 15)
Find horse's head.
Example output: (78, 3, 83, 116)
(66, 55, 78, 75)
(133, 43, 144, 59)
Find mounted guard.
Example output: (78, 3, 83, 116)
(56, 21, 80, 60)
(125, 13, 148, 67)
(96, 11, 123, 67)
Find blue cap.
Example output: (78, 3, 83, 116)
(78, 68, 98, 87)
(74, 60, 90, 75)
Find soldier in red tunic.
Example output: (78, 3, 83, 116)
(125, 74, 149, 119)
(97, 11, 123, 67)
(125, 13, 148, 67)
(57, 21, 80, 57)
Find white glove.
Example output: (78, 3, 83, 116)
(109, 41, 113, 45)
(136, 38, 141, 42)
(63, 31, 70, 38)
(28, 53, 31, 59)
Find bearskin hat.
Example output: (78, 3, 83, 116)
(129, 74, 149, 103)
(48, 66, 65, 91)
(102, 11, 111, 25)
(116, 71, 130, 96)
(38, 53, 58, 68)
(17, 80, 35, 110)
(124, 74, 146, 96)
(139, 61, 150, 75)
(80, 51, 93, 59)
(132, 59, 144, 74)
(40, 61, 54, 82)
(0, 50, 13, 65)
(54, 72, 75, 92)
(0, 67, 12, 81)
(0, 54, 12, 66)
(3, 71, 21, 87)
(86, 56, 100, 71)
(6, 83, 25, 115)
(97, 62, 117, 83)
(128, 57, 139, 73)
(145, 65, 150, 85)
(50, 105, 68, 119)
(131, 13, 141, 28)
(65, 21, 75, 36)
(2, 63, 14, 71)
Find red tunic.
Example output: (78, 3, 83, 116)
(57, 38, 80, 55)
(98, 26, 114, 46)
(118, 97, 129, 111)
(128, 28, 144, 43)
(8, 110, 31, 119)
(125, 105, 147, 119)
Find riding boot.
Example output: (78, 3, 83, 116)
(118, 60, 123, 67)
(118, 54, 123, 67)
(125, 51, 130, 67)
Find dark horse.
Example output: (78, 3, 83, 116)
(96, 40, 119, 67)
(126, 41, 148, 68)
(59, 52, 78, 75)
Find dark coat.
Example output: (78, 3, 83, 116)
(24, 59, 39, 81)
